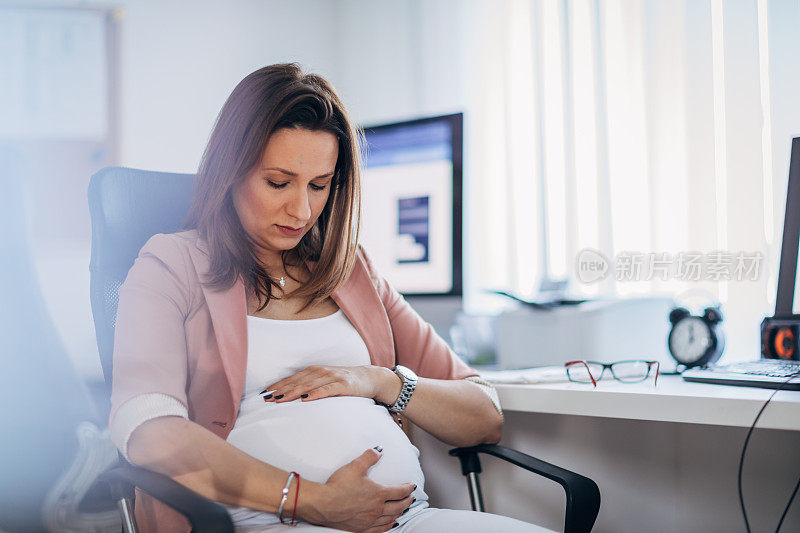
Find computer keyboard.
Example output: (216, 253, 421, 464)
(682, 359, 800, 390)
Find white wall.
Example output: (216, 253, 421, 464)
(334, 0, 468, 126)
(118, 0, 341, 172)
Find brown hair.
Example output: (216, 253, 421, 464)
(183, 63, 362, 311)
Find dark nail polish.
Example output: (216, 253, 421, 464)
(391, 523, 399, 529)
(373, 445, 383, 452)
(401, 508, 409, 514)
(259, 388, 268, 394)
(411, 498, 416, 503)
(262, 394, 273, 400)
(412, 485, 417, 491)
(301, 393, 309, 398)
(274, 394, 284, 400)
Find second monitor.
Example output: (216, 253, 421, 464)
(359, 113, 463, 297)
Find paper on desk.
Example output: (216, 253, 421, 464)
(478, 366, 571, 384)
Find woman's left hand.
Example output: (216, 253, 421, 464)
(262, 365, 399, 403)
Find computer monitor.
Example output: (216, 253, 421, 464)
(775, 137, 800, 318)
(359, 113, 463, 296)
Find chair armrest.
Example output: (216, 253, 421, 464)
(99, 464, 234, 533)
(449, 444, 600, 533)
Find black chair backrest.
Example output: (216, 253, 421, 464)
(88, 167, 195, 392)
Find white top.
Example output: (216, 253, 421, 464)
(221, 310, 428, 527)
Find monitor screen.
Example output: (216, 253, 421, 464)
(776, 137, 800, 317)
(359, 113, 463, 296)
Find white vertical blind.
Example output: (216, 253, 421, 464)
(457, 0, 789, 361)
(504, 0, 539, 295)
(540, 0, 569, 281)
(570, 0, 601, 298)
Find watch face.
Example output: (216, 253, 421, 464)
(395, 365, 418, 382)
(669, 317, 713, 364)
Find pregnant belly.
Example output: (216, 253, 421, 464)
(226, 395, 425, 491)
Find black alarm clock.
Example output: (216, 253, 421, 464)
(668, 306, 725, 368)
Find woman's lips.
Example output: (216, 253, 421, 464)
(277, 225, 304, 237)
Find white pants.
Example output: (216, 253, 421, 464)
(236, 507, 554, 532)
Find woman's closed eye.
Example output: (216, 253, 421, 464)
(266, 180, 327, 191)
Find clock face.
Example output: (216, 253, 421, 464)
(669, 317, 712, 364)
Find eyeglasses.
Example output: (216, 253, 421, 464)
(564, 360, 660, 387)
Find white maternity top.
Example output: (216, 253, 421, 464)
(221, 309, 428, 527)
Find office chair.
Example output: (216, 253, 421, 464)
(89, 166, 601, 533)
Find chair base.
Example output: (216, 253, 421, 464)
(42, 422, 122, 532)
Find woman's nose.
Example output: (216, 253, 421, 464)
(286, 186, 312, 221)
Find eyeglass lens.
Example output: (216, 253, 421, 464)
(566, 363, 605, 383)
(567, 361, 653, 383)
(609, 361, 652, 382)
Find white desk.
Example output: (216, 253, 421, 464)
(494, 375, 800, 431)
(413, 375, 800, 533)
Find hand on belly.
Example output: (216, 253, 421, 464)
(227, 396, 425, 490)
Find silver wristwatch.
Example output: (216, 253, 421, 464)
(385, 365, 418, 413)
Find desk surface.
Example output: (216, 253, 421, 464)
(494, 375, 800, 431)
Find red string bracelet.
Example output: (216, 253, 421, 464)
(291, 472, 301, 525)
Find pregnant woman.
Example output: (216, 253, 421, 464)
(109, 64, 549, 532)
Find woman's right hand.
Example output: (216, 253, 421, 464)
(299, 447, 416, 532)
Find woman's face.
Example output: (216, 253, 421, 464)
(233, 127, 338, 266)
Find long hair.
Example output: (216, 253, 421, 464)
(183, 63, 362, 311)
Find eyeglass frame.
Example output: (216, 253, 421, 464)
(564, 359, 660, 387)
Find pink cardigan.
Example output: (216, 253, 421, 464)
(109, 230, 478, 532)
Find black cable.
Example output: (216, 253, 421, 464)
(776, 475, 800, 532)
(737, 370, 800, 533)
